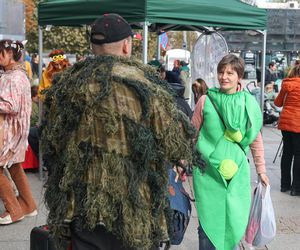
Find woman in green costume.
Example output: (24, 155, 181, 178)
(192, 54, 269, 250)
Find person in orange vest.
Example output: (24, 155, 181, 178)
(274, 64, 300, 196)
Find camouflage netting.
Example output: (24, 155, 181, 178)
(41, 56, 197, 250)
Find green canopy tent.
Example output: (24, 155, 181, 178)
(37, 0, 267, 62)
(38, 0, 266, 29)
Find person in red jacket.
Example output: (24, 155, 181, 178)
(274, 65, 300, 196)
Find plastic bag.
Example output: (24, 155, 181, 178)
(245, 182, 276, 247)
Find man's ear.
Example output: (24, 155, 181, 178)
(122, 39, 130, 55)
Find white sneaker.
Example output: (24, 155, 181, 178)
(25, 209, 38, 217)
(0, 213, 24, 225)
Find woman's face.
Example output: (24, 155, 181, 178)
(0, 50, 12, 67)
(218, 65, 241, 94)
(53, 62, 62, 71)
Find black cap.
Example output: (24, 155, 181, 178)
(90, 13, 133, 45)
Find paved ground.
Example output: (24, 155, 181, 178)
(0, 126, 299, 250)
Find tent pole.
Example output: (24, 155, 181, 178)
(254, 29, 267, 134)
(260, 30, 267, 113)
(204, 35, 208, 83)
(38, 26, 43, 82)
(38, 26, 44, 181)
(156, 35, 160, 60)
(142, 22, 148, 64)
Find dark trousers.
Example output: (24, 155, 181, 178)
(70, 221, 159, 250)
(198, 223, 216, 250)
(281, 131, 300, 191)
(28, 127, 39, 158)
(70, 222, 133, 250)
(198, 222, 241, 250)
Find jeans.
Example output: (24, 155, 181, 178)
(198, 222, 240, 250)
(198, 223, 216, 250)
(281, 131, 300, 191)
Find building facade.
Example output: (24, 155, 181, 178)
(0, 0, 25, 41)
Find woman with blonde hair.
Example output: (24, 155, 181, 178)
(274, 64, 300, 196)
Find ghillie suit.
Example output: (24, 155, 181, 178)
(193, 88, 262, 250)
(41, 56, 196, 250)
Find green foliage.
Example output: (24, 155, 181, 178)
(43, 26, 90, 55)
(132, 31, 158, 62)
(26, 25, 90, 55)
(25, 0, 89, 55)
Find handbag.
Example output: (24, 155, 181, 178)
(245, 182, 276, 247)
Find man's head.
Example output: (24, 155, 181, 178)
(90, 14, 133, 57)
(268, 62, 276, 71)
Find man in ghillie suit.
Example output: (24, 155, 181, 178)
(41, 13, 195, 250)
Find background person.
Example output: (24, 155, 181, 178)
(31, 53, 39, 81)
(179, 60, 191, 100)
(192, 54, 269, 250)
(192, 78, 208, 105)
(172, 59, 181, 76)
(41, 14, 195, 250)
(38, 49, 70, 98)
(24, 51, 33, 81)
(265, 62, 278, 87)
(28, 86, 39, 158)
(274, 65, 300, 196)
(0, 39, 37, 225)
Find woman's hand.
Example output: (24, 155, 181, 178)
(259, 173, 269, 186)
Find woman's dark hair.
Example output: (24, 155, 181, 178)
(192, 78, 208, 104)
(0, 39, 24, 62)
(217, 54, 245, 79)
(31, 53, 38, 60)
(268, 62, 275, 68)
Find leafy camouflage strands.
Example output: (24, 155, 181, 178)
(41, 56, 196, 249)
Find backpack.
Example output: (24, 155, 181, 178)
(167, 167, 192, 245)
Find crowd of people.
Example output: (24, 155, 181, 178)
(0, 12, 299, 250)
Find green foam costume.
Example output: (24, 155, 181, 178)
(193, 88, 262, 250)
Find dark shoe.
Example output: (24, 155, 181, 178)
(290, 190, 300, 196)
(280, 187, 291, 192)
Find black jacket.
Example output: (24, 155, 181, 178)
(168, 82, 193, 119)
